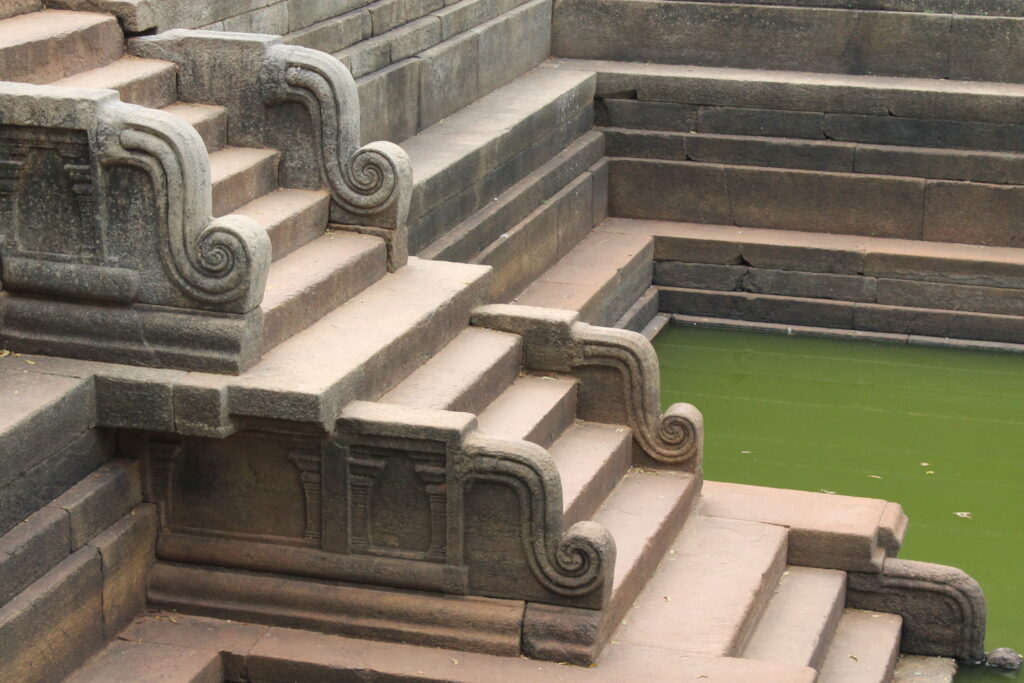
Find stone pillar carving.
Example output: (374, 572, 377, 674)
(145, 441, 185, 526)
(290, 452, 323, 542)
(0, 83, 270, 373)
(472, 304, 704, 471)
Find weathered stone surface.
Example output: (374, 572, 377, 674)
(87, 504, 157, 638)
(609, 158, 732, 224)
(596, 98, 697, 131)
(474, 0, 551, 96)
(686, 133, 855, 172)
(661, 287, 857, 328)
(283, 11, 371, 53)
(876, 278, 1024, 315)
(742, 566, 846, 670)
(552, 0, 952, 78)
(894, 655, 958, 682)
(824, 113, 1024, 152)
(476, 375, 578, 447)
(698, 106, 825, 139)
(743, 268, 877, 302)
(818, 609, 902, 683)
(604, 128, 689, 161)
(924, 179, 1024, 247)
(0, 507, 71, 605)
(854, 301, 1024, 342)
(50, 459, 141, 551)
(854, 144, 1024, 185)
(0, 547, 104, 683)
(986, 648, 1022, 670)
(357, 58, 421, 143)
(0, 10, 124, 84)
(368, 0, 443, 34)
(51, 56, 178, 110)
(655, 262, 748, 290)
(417, 29, 480, 128)
(701, 480, 906, 572)
(550, 421, 632, 525)
(949, 15, 1024, 84)
(847, 558, 987, 662)
(66, 640, 223, 683)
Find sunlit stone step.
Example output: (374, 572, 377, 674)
(53, 56, 177, 109)
(818, 609, 903, 683)
(162, 102, 228, 154)
(0, 10, 123, 84)
(475, 375, 578, 449)
(208, 147, 281, 218)
(232, 188, 330, 262)
(549, 421, 632, 526)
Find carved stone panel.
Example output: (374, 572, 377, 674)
(0, 125, 100, 261)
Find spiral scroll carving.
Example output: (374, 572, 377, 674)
(575, 323, 703, 468)
(262, 45, 410, 222)
(100, 103, 269, 311)
(464, 434, 614, 597)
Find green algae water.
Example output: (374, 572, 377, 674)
(653, 324, 1024, 683)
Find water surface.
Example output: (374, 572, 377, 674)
(653, 324, 1024, 682)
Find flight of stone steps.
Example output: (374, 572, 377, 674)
(0, 1, 977, 682)
(517, 0, 1024, 350)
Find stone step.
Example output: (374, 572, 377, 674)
(51, 56, 177, 109)
(475, 171, 599, 303)
(259, 232, 389, 354)
(548, 421, 632, 526)
(67, 640, 222, 683)
(232, 188, 330, 262)
(0, 0, 40, 22)
(742, 566, 847, 669)
(420, 130, 606, 262)
(548, 58, 1024, 128)
(615, 286, 660, 334)
(818, 609, 903, 683)
(1, 502, 158, 683)
(108, 610, 817, 682)
(162, 103, 229, 154)
(553, 1, 1024, 84)
(208, 147, 281, 218)
(513, 226, 654, 327)
(0, 10, 124, 84)
(893, 655, 958, 682)
(403, 64, 596, 254)
(605, 128, 1024, 185)
(184, 257, 492, 430)
(475, 375, 578, 449)
(609, 155, 1024, 248)
(656, 0, 1013, 15)
(612, 513, 788, 657)
(378, 327, 523, 414)
(0, 367, 99, 537)
(1, 459, 141, 607)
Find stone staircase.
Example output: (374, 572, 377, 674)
(0, 1, 987, 682)
(539, 0, 1024, 348)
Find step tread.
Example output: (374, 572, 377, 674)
(593, 469, 699, 598)
(614, 513, 788, 656)
(67, 639, 222, 683)
(742, 565, 847, 669)
(0, 9, 123, 83)
(208, 147, 281, 217)
(700, 480, 904, 573)
(514, 229, 653, 326)
(51, 56, 176, 108)
(379, 327, 523, 413)
(548, 421, 633, 525)
(818, 609, 903, 683)
(604, 217, 1024, 276)
(232, 188, 330, 260)
(552, 57, 1024, 99)
(260, 232, 388, 353)
(475, 375, 578, 448)
(216, 257, 491, 424)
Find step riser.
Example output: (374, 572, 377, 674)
(418, 130, 606, 262)
(606, 128, 1024, 187)
(553, 425, 633, 526)
(52, 59, 178, 110)
(819, 609, 903, 683)
(660, 285, 1024, 344)
(478, 172, 598, 303)
(260, 237, 389, 355)
(611, 157, 1024, 248)
(210, 151, 281, 218)
(410, 106, 595, 255)
(1, 12, 124, 84)
(476, 378, 579, 449)
(554, 0, 1024, 84)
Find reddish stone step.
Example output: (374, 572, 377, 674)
(52, 56, 177, 109)
(818, 609, 903, 683)
(162, 103, 228, 154)
(0, 10, 123, 84)
(548, 421, 632, 525)
(475, 375, 578, 449)
(208, 147, 280, 218)
(232, 188, 330, 261)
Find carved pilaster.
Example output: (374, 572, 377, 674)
(290, 452, 323, 543)
(146, 441, 185, 526)
(347, 454, 386, 554)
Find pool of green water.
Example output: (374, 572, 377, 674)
(653, 324, 1024, 682)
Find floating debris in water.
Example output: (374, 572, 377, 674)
(920, 462, 930, 467)
(954, 512, 973, 519)
(868, 474, 882, 479)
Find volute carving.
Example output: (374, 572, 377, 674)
(472, 304, 704, 470)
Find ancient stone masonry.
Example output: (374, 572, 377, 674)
(0, 83, 270, 372)
(472, 304, 704, 470)
(129, 30, 412, 270)
(142, 401, 614, 615)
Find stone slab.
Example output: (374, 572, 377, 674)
(0, 9, 123, 84)
(87, 504, 157, 638)
(853, 301, 1024, 343)
(655, 262, 748, 290)
(701, 480, 906, 572)
(893, 655, 958, 682)
(66, 640, 223, 683)
(876, 278, 1024, 315)
(743, 268, 877, 302)
(548, 421, 632, 525)
(660, 287, 857, 328)
(417, 28, 480, 128)
(0, 507, 71, 605)
(818, 609, 902, 683)
(474, 0, 551, 96)
(475, 375, 577, 448)
(924, 179, 1024, 247)
(49, 459, 142, 551)
(614, 514, 787, 655)
(698, 106, 825, 139)
(0, 547, 104, 683)
(596, 98, 697, 131)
